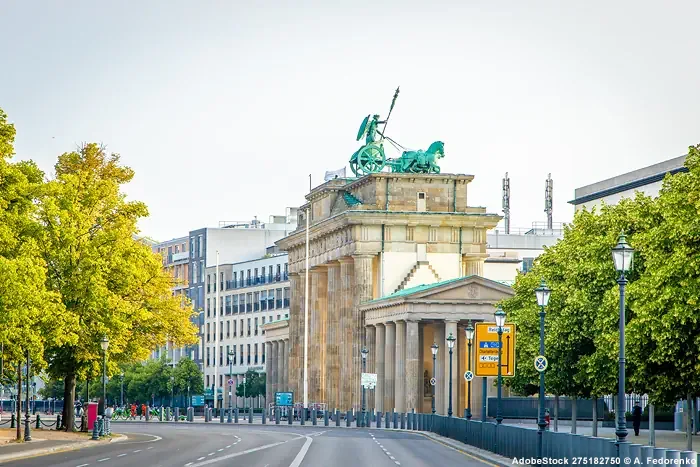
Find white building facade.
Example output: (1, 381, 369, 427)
(202, 253, 290, 409)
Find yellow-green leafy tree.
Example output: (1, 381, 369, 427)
(37, 143, 198, 430)
(0, 109, 66, 440)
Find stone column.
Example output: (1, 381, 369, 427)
(310, 268, 328, 405)
(353, 254, 374, 410)
(418, 323, 424, 412)
(338, 258, 354, 410)
(298, 269, 307, 401)
(288, 273, 300, 397)
(384, 322, 396, 411)
(375, 323, 385, 413)
(365, 325, 376, 409)
(325, 262, 341, 411)
(405, 320, 420, 412)
(444, 320, 459, 415)
(283, 339, 289, 392)
(458, 325, 467, 416)
(277, 339, 285, 392)
(434, 322, 446, 414)
(271, 341, 279, 401)
(394, 320, 406, 412)
(266, 342, 274, 406)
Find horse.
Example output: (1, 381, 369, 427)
(397, 141, 445, 173)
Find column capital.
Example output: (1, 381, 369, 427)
(374, 322, 386, 329)
(445, 319, 459, 323)
(406, 318, 421, 324)
(352, 253, 375, 260)
(338, 257, 354, 264)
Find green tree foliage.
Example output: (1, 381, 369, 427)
(37, 143, 198, 430)
(173, 357, 204, 396)
(235, 369, 266, 400)
(627, 145, 700, 405)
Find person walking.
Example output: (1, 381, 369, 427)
(632, 402, 643, 436)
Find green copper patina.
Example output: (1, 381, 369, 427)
(349, 88, 445, 176)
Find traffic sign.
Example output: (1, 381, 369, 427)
(361, 372, 377, 389)
(474, 322, 516, 377)
(228, 379, 234, 386)
(464, 371, 474, 382)
(430, 377, 436, 386)
(534, 355, 548, 372)
(275, 392, 294, 407)
(191, 395, 204, 406)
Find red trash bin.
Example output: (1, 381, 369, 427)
(87, 402, 98, 430)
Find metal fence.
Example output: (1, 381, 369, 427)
(424, 414, 696, 461)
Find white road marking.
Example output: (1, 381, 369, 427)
(390, 456, 396, 460)
(226, 445, 231, 448)
(217, 449, 223, 452)
(187, 436, 301, 467)
(197, 457, 205, 461)
(395, 462, 401, 465)
(208, 452, 215, 456)
(97, 459, 110, 463)
(289, 435, 313, 467)
(185, 463, 193, 466)
(76, 464, 89, 467)
(147, 446, 154, 450)
(118, 453, 127, 457)
(133, 449, 142, 453)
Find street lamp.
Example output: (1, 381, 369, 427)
(465, 323, 474, 420)
(120, 372, 124, 407)
(535, 279, 551, 459)
(446, 333, 456, 417)
(170, 375, 174, 408)
(430, 343, 438, 414)
(228, 350, 235, 420)
(494, 306, 506, 425)
(100, 336, 109, 417)
(612, 231, 633, 447)
(361, 347, 368, 427)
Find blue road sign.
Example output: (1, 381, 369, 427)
(191, 395, 205, 406)
(479, 342, 501, 348)
(534, 356, 548, 372)
(275, 392, 294, 407)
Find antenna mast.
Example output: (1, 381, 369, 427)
(545, 173, 553, 230)
(502, 172, 511, 234)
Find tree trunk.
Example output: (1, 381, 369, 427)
(571, 398, 577, 434)
(63, 373, 76, 432)
(554, 394, 559, 432)
(592, 397, 598, 437)
(649, 403, 655, 446)
(16, 364, 21, 441)
(687, 394, 693, 452)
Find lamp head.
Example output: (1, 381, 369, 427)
(361, 347, 369, 360)
(612, 231, 634, 274)
(465, 322, 474, 341)
(100, 336, 109, 352)
(430, 342, 439, 356)
(535, 278, 551, 307)
(446, 333, 456, 349)
(494, 306, 506, 328)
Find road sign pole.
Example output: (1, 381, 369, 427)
(496, 326, 503, 425)
(538, 304, 547, 459)
(431, 351, 436, 414)
(467, 338, 472, 420)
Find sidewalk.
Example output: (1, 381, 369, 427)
(0, 428, 126, 464)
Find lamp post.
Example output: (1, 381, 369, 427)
(120, 372, 124, 407)
(24, 351, 31, 442)
(612, 232, 634, 447)
(465, 323, 474, 420)
(170, 376, 174, 408)
(430, 343, 438, 414)
(228, 350, 234, 416)
(100, 336, 109, 416)
(535, 279, 551, 459)
(187, 384, 190, 408)
(361, 347, 368, 427)
(446, 333, 456, 417)
(494, 306, 506, 425)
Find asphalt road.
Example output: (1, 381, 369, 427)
(6, 423, 493, 467)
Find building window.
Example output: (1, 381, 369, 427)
(268, 290, 274, 309)
(254, 317, 258, 336)
(276, 264, 281, 281)
(247, 344, 251, 364)
(207, 275, 211, 293)
(206, 298, 210, 317)
(233, 295, 239, 313)
(522, 257, 535, 273)
(206, 375, 210, 387)
(226, 320, 230, 338)
(239, 344, 244, 365)
(206, 347, 210, 367)
(232, 319, 237, 337)
(261, 290, 267, 310)
(277, 314, 281, 320)
(239, 294, 245, 313)
(226, 345, 230, 364)
(247, 318, 251, 336)
(199, 260, 204, 283)
(220, 272, 224, 291)
(220, 298, 223, 316)
(198, 235, 204, 257)
(283, 287, 290, 308)
(206, 323, 210, 342)
(254, 343, 258, 364)
(253, 291, 260, 311)
(417, 192, 426, 211)
(240, 319, 244, 337)
(451, 228, 460, 243)
(233, 271, 237, 286)
(219, 320, 224, 341)
(219, 345, 223, 366)
(219, 374, 223, 387)
(262, 343, 265, 363)
(225, 295, 232, 314)
(276, 288, 282, 309)
(190, 237, 195, 258)
(268, 265, 273, 282)
(429, 227, 438, 243)
(192, 262, 198, 285)
(407, 226, 415, 241)
(212, 298, 216, 317)
(261, 316, 266, 335)
(246, 293, 252, 312)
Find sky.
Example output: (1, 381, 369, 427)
(2, 1, 699, 241)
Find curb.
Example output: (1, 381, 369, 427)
(0, 434, 127, 464)
(415, 431, 511, 467)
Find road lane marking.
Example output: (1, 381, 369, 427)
(133, 449, 142, 453)
(417, 433, 499, 467)
(97, 459, 110, 463)
(217, 449, 223, 451)
(118, 453, 127, 457)
(185, 463, 193, 466)
(187, 436, 301, 467)
(147, 446, 154, 450)
(395, 462, 401, 465)
(390, 456, 396, 460)
(77, 464, 89, 467)
(226, 445, 231, 448)
(197, 457, 205, 461)
(289, 435, 313, 467)
(208, 452, 215, 456)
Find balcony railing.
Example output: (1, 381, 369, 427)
(221, 273, 290, 291)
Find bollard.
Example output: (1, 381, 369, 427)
(146, 406, 150, 421)
(98, 416, 104, 437)
(175, 407, 180, 422)
(653, 447, 666, 463)
(628, 444, 642, 464)
(680, 451, 697, 465)
(413, 411, 417, 431)
(346, 410, 351, 427)
(228, 408, 233, 424)
(376, 411, 382, 428)
(249, 407, 253, 424)
(262, 408, 266, 425)
(220, 408, 224, 423)
(92, 416, 100, 440)
(159, 407, 163, 422)
(10, 413, 15, 429)
(275, 408, 281, 425)
(666, 451, 681, 463)
(81, 414, 87, 432)
(57, 414, 62, 430)
(393, 412, 398, 429)
(36, 414, 41, 429)
(235, 408, 239, 424)
(400, 413, 406, 429)
(312, 409, 317, 426)
(335, 410, 340, 427)
(288, 409, 293, 425)
(385, 412, 390, 429)
(324, 409, 329, 427)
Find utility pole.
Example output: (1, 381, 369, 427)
(502, 172, 511, 234)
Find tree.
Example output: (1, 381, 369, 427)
(37, 143, 198, 430)
(627, 144, 700, 406)
(173, 358, 204, 400)
(235, 370, 266, 400)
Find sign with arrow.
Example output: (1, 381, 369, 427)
(474, 322, 516, 377)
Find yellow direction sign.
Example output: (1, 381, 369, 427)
(474, 322, 516, 377)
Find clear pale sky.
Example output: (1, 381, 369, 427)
(2, 1, 698, 241)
